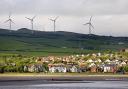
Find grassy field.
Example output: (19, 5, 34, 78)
(0, 48, 99, 56)
(0, 28, 128, 56)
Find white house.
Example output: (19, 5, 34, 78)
(120, 61, 126, 66)
(48, 64, 66, 73)
(70, 66, 78, 72)
(86, 59, 93, 63)
(88, 63, 96, 67)
(27, 64, 44, 72)
(28, 64, 38, 72)
(103, 64, 116, 73)
(97, 53, 101, 56)
(104, 66, 110, 72)
(97, 59, 102, 63)
(105, 59, 111, 63)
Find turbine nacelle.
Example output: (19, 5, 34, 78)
(49, 16, 59, 32)
(83, 16, 94, 35)
(25, 15, 36, 33)
(49, 16, 59, 22)
(4, 13, 14, 30)
(25, 16, 36, 21)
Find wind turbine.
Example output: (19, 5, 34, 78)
(25, 16, 36, 33)
(49, 16, 59, 32)
(83, 16, 94, 35)
(4, 13, 14, 31)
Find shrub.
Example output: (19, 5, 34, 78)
(0, 66, 5, 73)
(124, 65, 128, 72)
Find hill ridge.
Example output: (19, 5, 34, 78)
(0, 28, 128, 55)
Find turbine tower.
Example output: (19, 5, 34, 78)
(83, 16, 94, 35)
(25, 16, 36, 33)
(49, 16, 59, 32)
(4, 13, 14, 31)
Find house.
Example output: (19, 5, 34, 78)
(27, 64, 44, 72)
(79, 64, 87, 72)
(90, 66, 97, 73)
(48, 64, 66, 73)
(36, 57, 50, 63)
(105, 59, 111, 63)
(70, 66, 78, 72)
(120, 61, 127, 66)
(112, 59, 119, 64)
(97, 59, 102, 63)
(86, 59, 93, 63)
(92, 53, 97, 57)
(27, 64, 37, 72)
(66, 64, 79, 72)
(97, 53, 101, 56)
(103, 64, 117, 73)
(23, 65, 28, 72)
(120, 48, 128, 52)
(88, 63, 96, 67)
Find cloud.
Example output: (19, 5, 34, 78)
(0, 0, 128, 36)
(0, 0, 128, 16)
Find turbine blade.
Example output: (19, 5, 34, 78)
(55, 16, 59, 20)
(11, 20, 15, 24)
(83, 23, 89, 25)
(32, 15, 36, 19)
(25, 17, 31, 20)
(49, 18, 54, 21)
(90, 24, 94, 29)
(4, 19, 10, 23)
(89, 16, 93, 22)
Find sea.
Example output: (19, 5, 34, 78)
(0, 81, 127, 89)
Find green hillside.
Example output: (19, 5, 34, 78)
(0, 28, 128, 56)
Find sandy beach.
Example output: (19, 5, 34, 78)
(0, 74, 128, 89)
(0, 74, 128, 82)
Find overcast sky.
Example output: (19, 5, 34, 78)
(0, 0, 128, 36)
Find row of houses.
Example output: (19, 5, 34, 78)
(23, 62, 126, 73)
(47, 63, 119, 73)
(36, 53, 128, 64)
(23, 64, 46, 72)
(48, 64, 78, 73)
(33, 53, 128, 73)
(10, 52, 125, 73)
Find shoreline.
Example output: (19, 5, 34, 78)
(0, 74, 128, 87)
(0, 74, 128, 81)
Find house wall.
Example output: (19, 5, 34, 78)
(104, 66, 110, 72)
(49, 66, 66, 73)
(104, 66, 116, 73)
(91, 66, 97, 72)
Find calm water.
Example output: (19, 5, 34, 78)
(0, 81, 127, 89)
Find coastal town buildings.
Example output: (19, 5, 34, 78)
(0, 52, 128, 73)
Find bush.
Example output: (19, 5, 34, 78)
(17, 65, 24, 73)
(0, 66, 5, 73)
(124, 66, 128, 72)
(4, 66, 17, 72)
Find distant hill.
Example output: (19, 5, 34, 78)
(0, 28, 128, 56)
